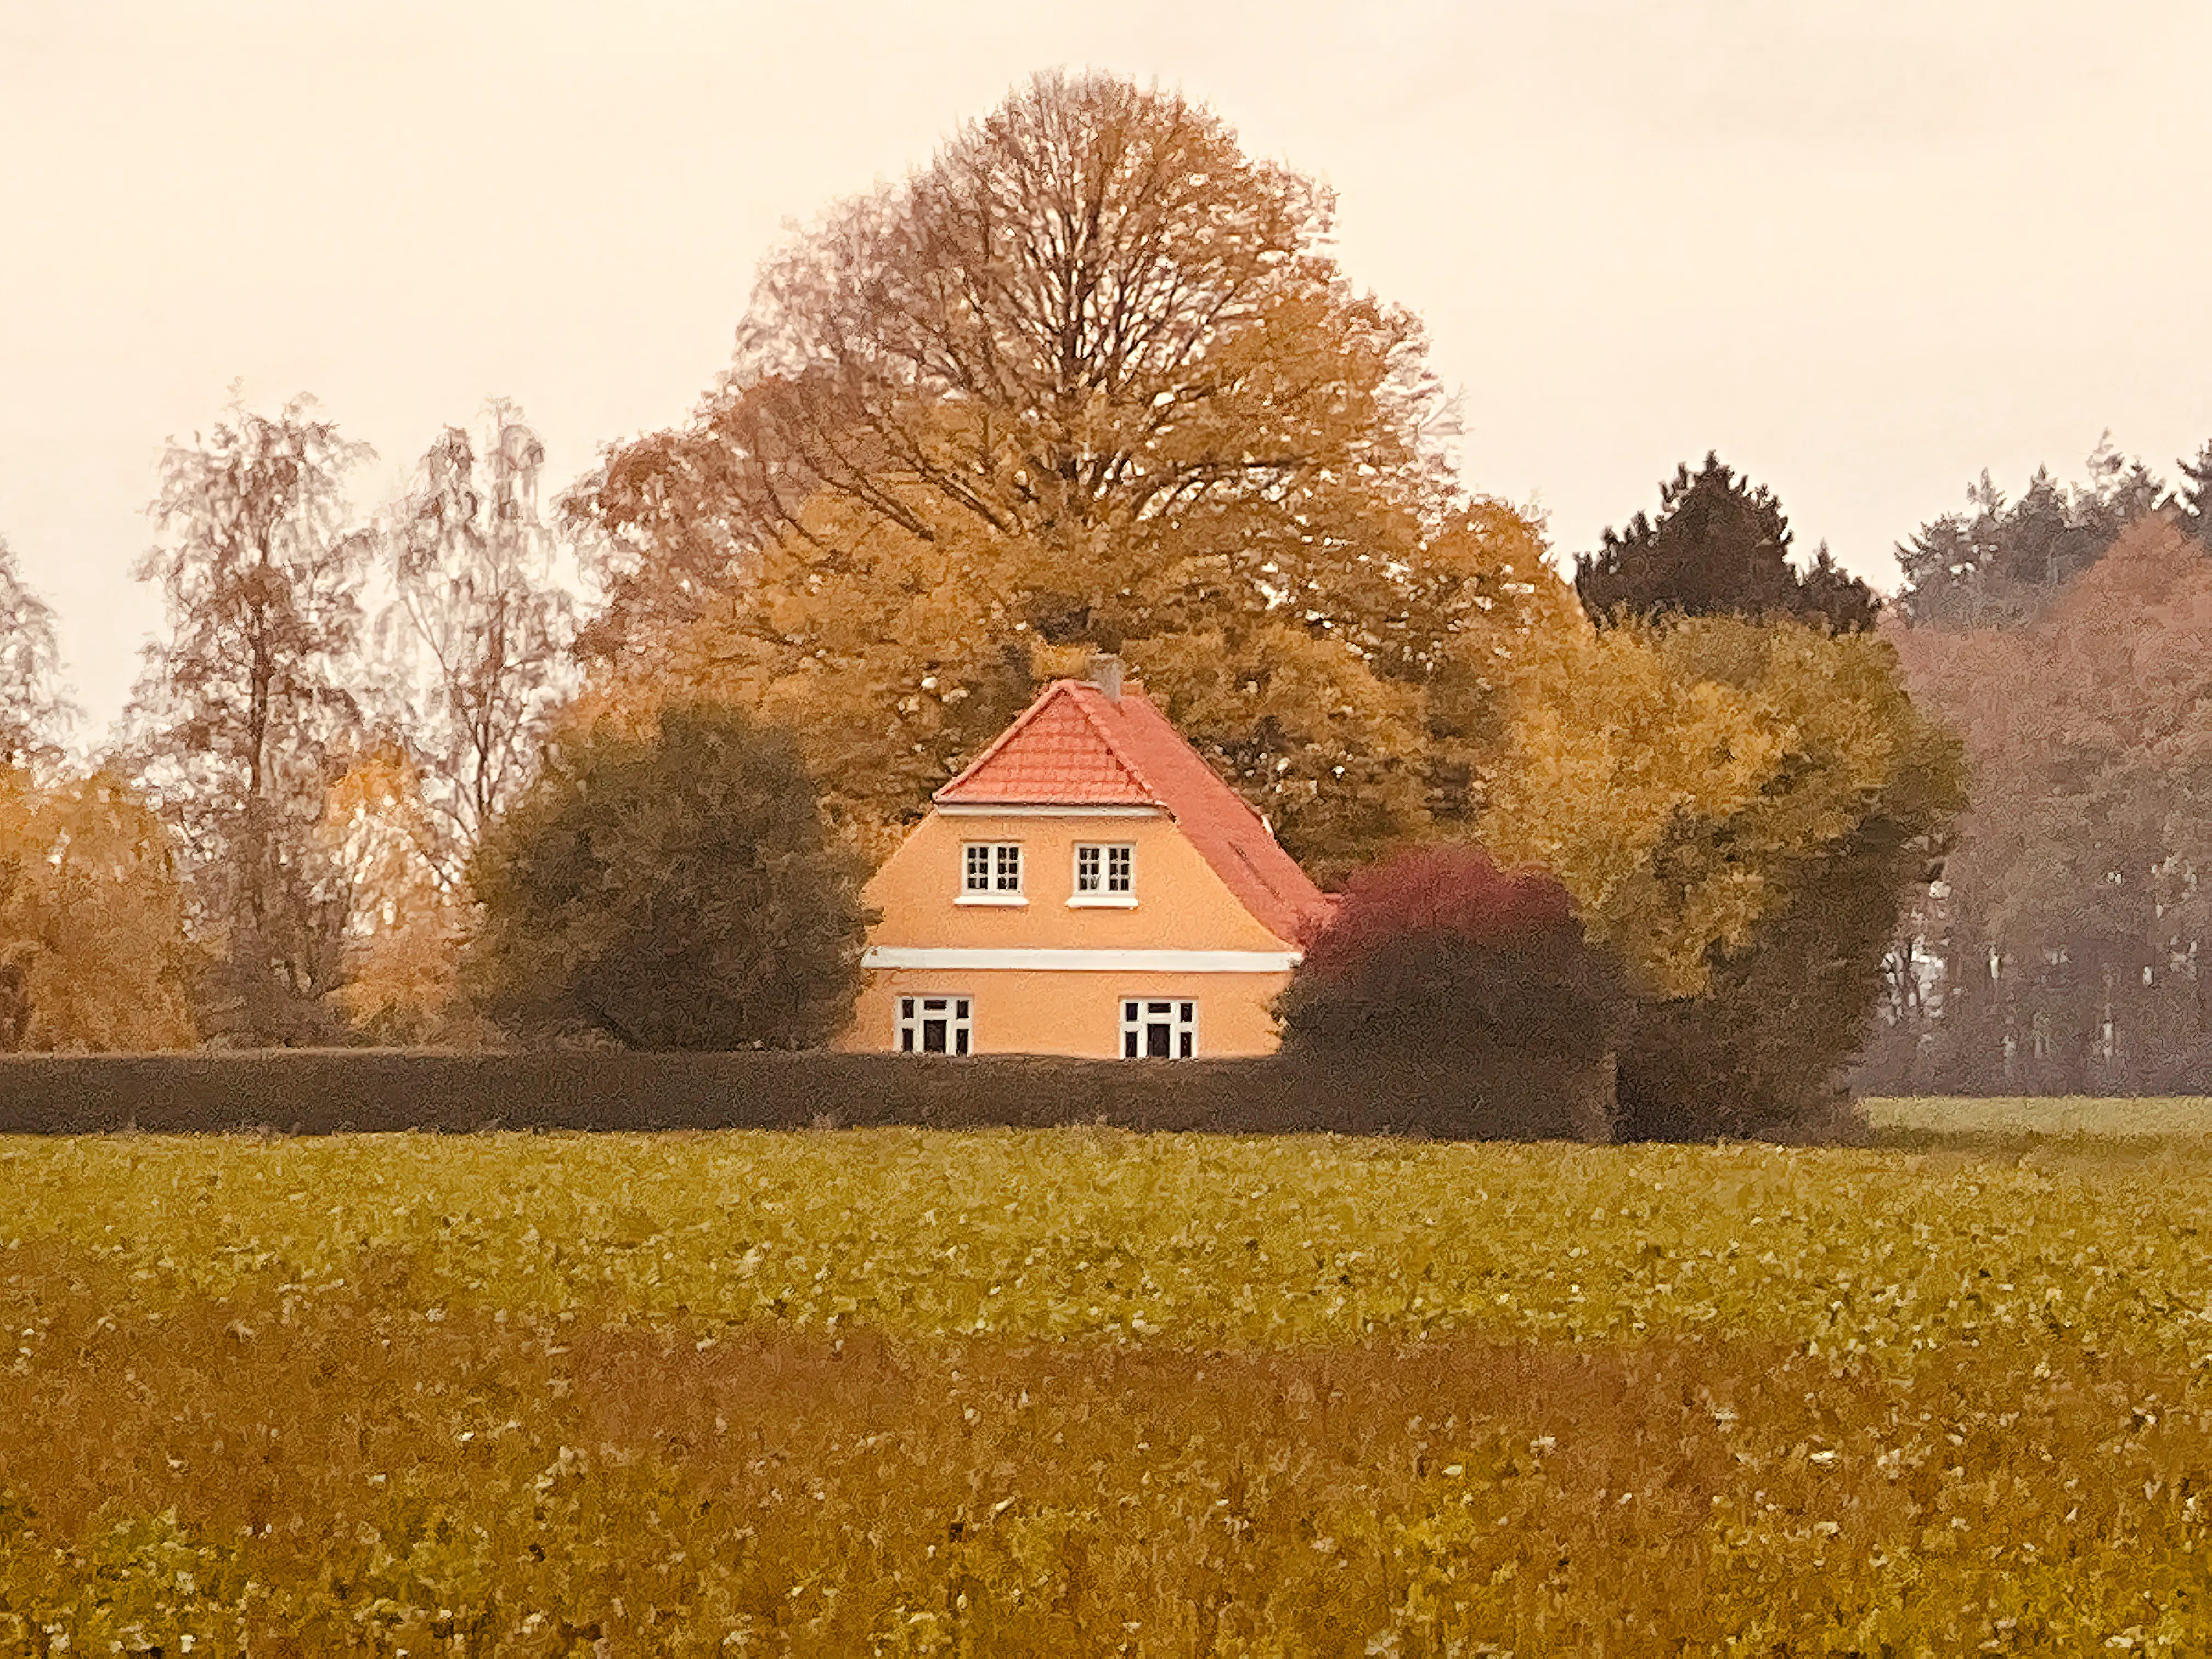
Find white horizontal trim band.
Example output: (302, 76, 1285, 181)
(865, 947, 1300, 973)
(934, 803, 1164, 818)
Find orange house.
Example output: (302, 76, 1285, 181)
(843, 660, 1334, 1059)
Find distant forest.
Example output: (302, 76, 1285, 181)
(1860, 437, 2212, 1093)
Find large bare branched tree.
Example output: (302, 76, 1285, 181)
(569, 72, 1549, 870)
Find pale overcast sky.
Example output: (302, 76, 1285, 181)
(4, 0, 2210, 740)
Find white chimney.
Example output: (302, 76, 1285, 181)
(1088, 652, 1124, 702)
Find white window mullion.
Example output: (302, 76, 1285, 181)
(1120, 996, 1197, 1059)
(1070, 842, 1137, 908)
(960, 842, 1025, 904)
(898, 994, 973, 1056)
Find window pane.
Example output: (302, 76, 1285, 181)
(996, 844, 1021, 891)
(1147, 1022, 1171, 1058)
(1108, 845, 1132, 893)
(1076, 845, 1101, 892)
(1124, 1029, 1139, 1058)
(1178, 1030, 1193, 1059)
(963, 845, 990, 890)
(902, 992, 971, 1057)
(1180, 1002, 1193, 1021)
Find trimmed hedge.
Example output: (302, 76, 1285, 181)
(0, 1048, 1616, 1141)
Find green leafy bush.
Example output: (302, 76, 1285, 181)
(465, 703, 869, 1049)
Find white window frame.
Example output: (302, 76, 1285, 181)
(957, 842, 1025, 906)
(1069, 842, 1138, 909)
(898, 994, 973, 1056)
(1120, 996, 1197, 1059)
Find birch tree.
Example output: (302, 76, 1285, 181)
(0, 534, 72, 766)
(126, 393, 370, 1043)
(376, 402, 575, 888)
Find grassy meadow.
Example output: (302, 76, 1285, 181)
(6, 1106, 2212, 1652)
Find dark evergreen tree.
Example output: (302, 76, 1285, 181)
(465, 704, 870, 1049)
(2176, 439, 2212, 541)
(1894, 439, 2171, 628)
(1575, 453, 1877, 632)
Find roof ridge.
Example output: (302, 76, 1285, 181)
(1066, 683, 1165, 804)
(926, 672, 1333, 943)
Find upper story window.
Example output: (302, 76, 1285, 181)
(1070, 842, 1137, 908)
(960, 842, 1024, 904)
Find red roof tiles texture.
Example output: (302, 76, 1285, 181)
(930, 682, 1155, 806)
(935, 680, 1334, 946)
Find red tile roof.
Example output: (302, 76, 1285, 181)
(935, 680, 1334, 945)
(931, 680, 1157, 806)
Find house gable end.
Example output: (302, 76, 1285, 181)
(934, 683, 1157, 808)
(921, 677, 1333, 949)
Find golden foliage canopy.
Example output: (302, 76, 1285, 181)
(569, 72, 1560, 874)
(584, 487, 1558, 872)
(0, 768, 196, 1050)
(317, 741, 469, 1044)
(1482, 613, 1963, 1000)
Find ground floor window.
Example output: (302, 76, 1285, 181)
(898, 994, 972, 1055)
(1121, 997, 1197, 1059)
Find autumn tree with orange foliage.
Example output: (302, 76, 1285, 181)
(567, 72, 1556, 876)
(0, 768, 196, 1050)
(0, 535, 193, 1049)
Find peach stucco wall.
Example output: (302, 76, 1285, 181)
(865, 810, 1290, 953)
(838, 808, 1300, 1058)
(849, 966, 1293, 1059)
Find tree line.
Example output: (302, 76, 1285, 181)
(2, 69, 2161, 1125)
(1857, 439, 2212, 1093)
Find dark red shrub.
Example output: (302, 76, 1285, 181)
(1297, 848, 1574, 976)
(1279, 846, 1626, 1064)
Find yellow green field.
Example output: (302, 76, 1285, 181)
(7, 1105, 2212, 1652)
